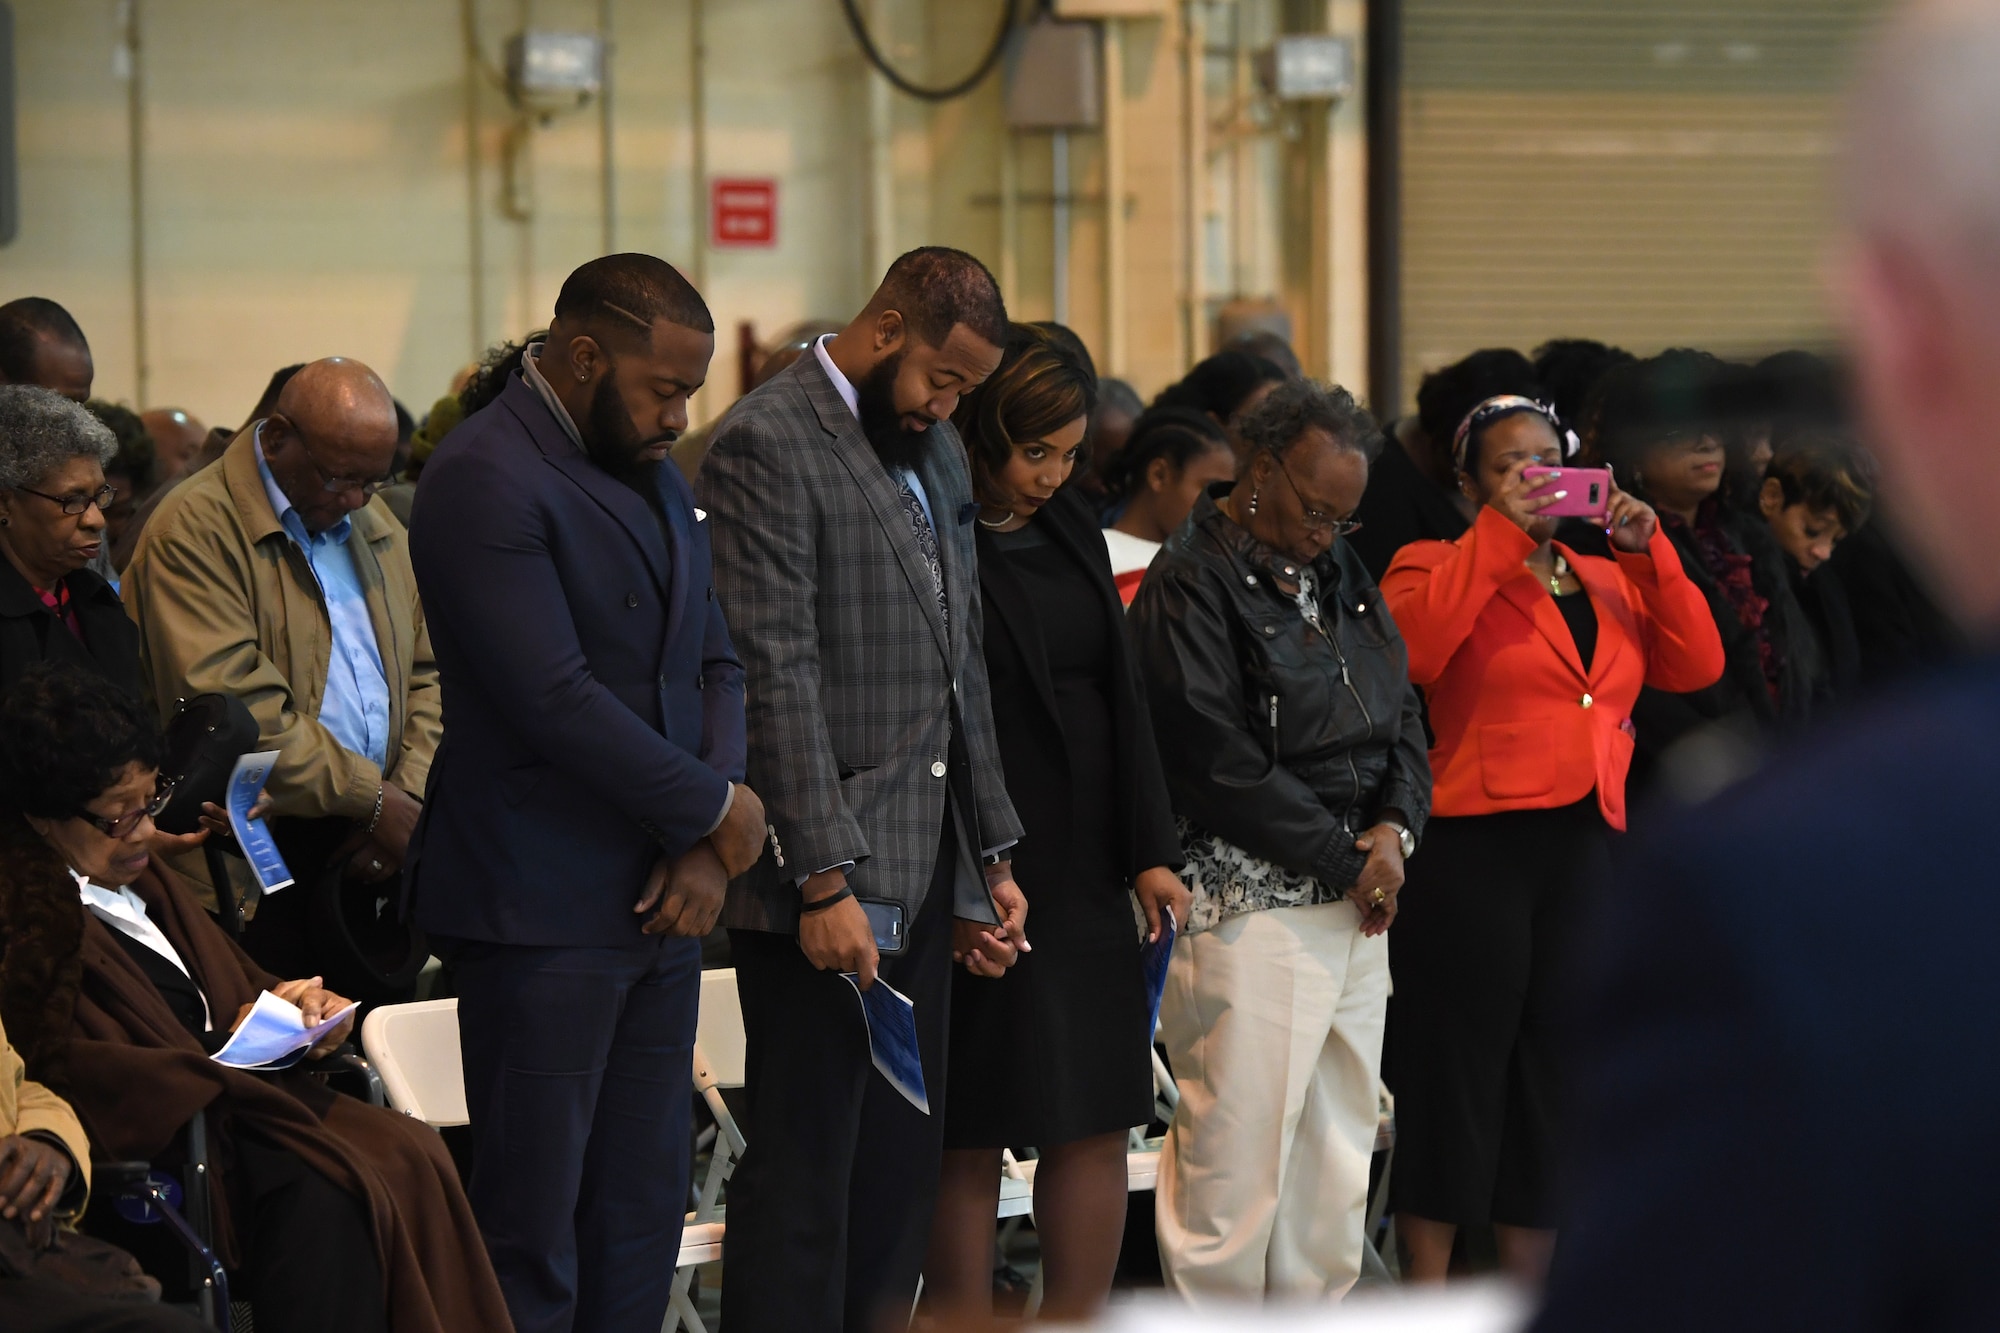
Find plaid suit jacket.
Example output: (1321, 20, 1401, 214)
(699, 351, 1024, 934)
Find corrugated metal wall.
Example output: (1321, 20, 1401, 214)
(1397, 1, 1885, 409)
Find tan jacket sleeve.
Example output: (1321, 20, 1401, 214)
(2, 1023, 90, 1214)
(393, 594, 442, 799)
(131, 513, 382, 822)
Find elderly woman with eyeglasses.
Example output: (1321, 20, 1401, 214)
(1378, 395, 1724, 1285)
(0, 387, 139, 699)
(0, 664, 512, 1333)
(1128, 379, 1432, 1301)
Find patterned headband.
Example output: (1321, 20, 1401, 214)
(1451, 395, 1578, 472)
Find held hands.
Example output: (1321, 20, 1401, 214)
(1134, 865, 1192, 945)
(0, 1134, 72, 1238)
(633, 842, 728, 938)
(798, 868, 881, 990)
(954, 864, 1031, 978)
(1602, 472, 1660, 553)
(1348, 823, 1408, 938)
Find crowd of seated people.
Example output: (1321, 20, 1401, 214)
(0, 253, 1959, 1333)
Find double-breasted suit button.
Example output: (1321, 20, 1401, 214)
(697, 673, 706, 690)
(706, 586, 714, 601)
(625, 592, 639, 608)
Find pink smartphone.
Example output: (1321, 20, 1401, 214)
(1521, 466, 1612, 520)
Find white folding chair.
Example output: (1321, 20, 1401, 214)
(359, 997, 727, 1332)
(360, 998, 468, 1126)
(664, 969, 751, 1333)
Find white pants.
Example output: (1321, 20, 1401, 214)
(1155, 899, 1390, 1301)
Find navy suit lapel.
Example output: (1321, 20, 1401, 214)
(501, 376, 672, 597)
(655, 463, 696, 653)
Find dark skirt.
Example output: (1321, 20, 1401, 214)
(942, 872, 1156, 1150)
(1381, 799, 1610, 1228)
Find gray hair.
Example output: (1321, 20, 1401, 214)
(1235, 378, 1382, 466)
(0, 386, 118, 491)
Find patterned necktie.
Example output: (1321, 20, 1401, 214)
(897, 475, 949, 632)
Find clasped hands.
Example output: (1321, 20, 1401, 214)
(792, 860, 1031, 992)
(632, 782, 769, 939)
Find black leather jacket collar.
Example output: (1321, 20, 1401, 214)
(1130, 486, 1432, 894)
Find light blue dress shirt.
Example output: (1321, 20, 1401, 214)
(255, 427, 392, 772)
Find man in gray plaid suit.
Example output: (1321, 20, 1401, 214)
(700, 247, 1029, 1331)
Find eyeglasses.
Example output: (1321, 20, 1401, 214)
(17, 485, 116, 517)
(1267, 451, 1363, 539)
(76, 777, 176, 839)
(270, 419, 395, 496)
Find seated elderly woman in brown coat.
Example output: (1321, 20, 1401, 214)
(0, 664, 512, 1333)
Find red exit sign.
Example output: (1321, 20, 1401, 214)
(711, 178, 777, 248)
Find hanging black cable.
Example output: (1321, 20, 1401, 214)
(838, 0, 1019, 103)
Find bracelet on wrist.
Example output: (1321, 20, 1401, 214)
(366, 786, 386, 835)
(798, 885, 854, 915)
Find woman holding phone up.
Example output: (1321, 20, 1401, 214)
(1379, 396, 1724, 1283)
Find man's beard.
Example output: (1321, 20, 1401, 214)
(856, 350, 933, 473)
(582, 368, 672, 480)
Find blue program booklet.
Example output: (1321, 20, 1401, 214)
(1141, 906, 1177, 1038)
(840, 973, 929, 1115)
(226, 751, 294, 895)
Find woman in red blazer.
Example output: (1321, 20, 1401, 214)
(1378, 396, 1723, 1285)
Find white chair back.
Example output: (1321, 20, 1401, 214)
(693, 968, 746, 1091)
(359, 998, 468, 1127)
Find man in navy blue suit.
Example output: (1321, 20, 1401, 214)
(406, 254, 767, 1333)
(1537, 4, 2000, 1327)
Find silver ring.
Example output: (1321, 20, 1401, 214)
(370, 859, 384, 873)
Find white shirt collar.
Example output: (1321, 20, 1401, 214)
(812, 334, 862, 425)
(74, 872, 211, 1031)
(522, 342, 587, 450)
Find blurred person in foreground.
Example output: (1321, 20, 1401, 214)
(122, 359, 438, 983)
(1129, 380, 1431, 1300)
(1076, 374, 1144, 512)
(409, 254, 763, 1333)
(699, 248, 1027, 1332)
(1535, 2, 2000, 1326)
(1098, 408, 1236, 603)
(920, 328, 1187, 1323)
(1381, 397, 1723, 1284)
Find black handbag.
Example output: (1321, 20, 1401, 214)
(153, 693, 259, 836)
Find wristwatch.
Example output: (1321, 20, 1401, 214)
(1383, 821, 1416, 860)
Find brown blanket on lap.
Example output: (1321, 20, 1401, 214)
(0, 817, 512, 1333)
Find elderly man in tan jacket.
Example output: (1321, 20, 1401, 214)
(123, 358, 439, 981)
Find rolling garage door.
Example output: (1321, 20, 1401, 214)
(1398, 1, 1886, 410)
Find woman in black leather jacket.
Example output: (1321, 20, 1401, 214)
(1128, 379, 1431, 1300)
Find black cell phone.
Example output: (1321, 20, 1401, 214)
(858, 899, 906, 955)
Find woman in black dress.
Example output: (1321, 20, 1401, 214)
(922, 326, 1190, 1321)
